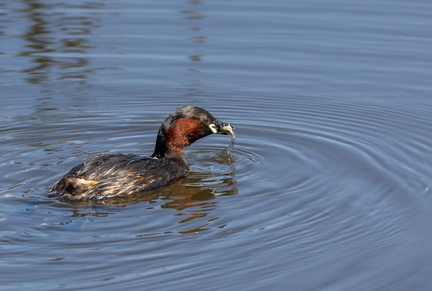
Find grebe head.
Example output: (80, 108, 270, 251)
(152, 106, 234, 158)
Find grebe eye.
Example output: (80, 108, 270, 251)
(203, 117, 210, 123)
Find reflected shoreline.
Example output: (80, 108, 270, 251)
(5, 1, 108, 85)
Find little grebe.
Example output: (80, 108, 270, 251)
(51, 106, 234, 201)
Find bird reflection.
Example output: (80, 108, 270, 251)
(61, 170, 236, 208)
(60, 150, 237, 234)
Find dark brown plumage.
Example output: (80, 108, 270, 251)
(51, 106, 234, 201)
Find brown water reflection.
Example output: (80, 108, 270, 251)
(12, 1, 104, 84)
(180, 0, 208, 98)
(181, 0, 206, 65)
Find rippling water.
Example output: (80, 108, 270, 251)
(2, 0, 432, 290)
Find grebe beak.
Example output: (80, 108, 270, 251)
(209, 121, 235, 138)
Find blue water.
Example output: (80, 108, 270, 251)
(1, 0, 432, 290)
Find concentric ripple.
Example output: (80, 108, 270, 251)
(2, 92, 432, 290)
(200, 95, 432, 247)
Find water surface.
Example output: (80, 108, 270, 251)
(1, 0, 432, 290)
